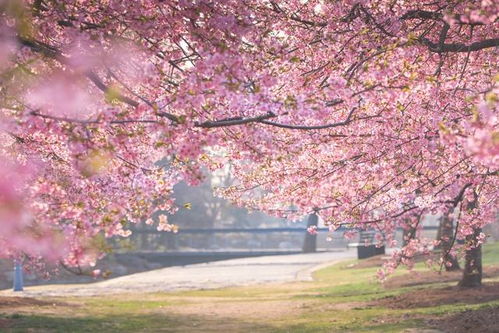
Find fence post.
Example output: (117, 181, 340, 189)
(13, 259, 24, 292)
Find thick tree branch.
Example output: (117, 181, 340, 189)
(421, 37, 499, 53)
(195, 113, 276, 128)
(447, 183, 473, 207)
(401, 9, 487, 26)
(400, 9, 497, 53)
(401, 10, 443, 21)
(19, 38, 141, 106)
(20, 37, 368, 132)
(85, 72, 139, 108)
(30, 111, 159, 125)
(259, 107, 357, 130)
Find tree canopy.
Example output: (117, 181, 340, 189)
(0, 0, 497, 274)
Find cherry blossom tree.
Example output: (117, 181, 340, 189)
(0, 0, 497, 286)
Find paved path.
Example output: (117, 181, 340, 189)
(1, 249, 356, 297)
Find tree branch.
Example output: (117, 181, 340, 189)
(259, 107, 357, 130)
(421, 37, 499, 53)
(401, 9, 487, 26)
(195, 113, 276, 128)
(30, 111, 159, 125)
(85, 72, 139, 108)
(401, 10, 443, 21)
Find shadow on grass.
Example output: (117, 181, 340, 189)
(0, 307, 432, 333)
(0, 312, 280, 333)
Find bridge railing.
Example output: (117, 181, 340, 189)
(124, 226, 438, 253)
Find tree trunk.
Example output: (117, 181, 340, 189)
(303, 213, 318, 253)
(459, 227, 482, 288)
(402, 224, 416, 247)
(402, 212, 419, 247)
(438, 213, 460, 271)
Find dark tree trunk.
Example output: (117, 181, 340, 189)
(459, 227, 482, 288)
(303, 213, 318, 253)
(402, 212, 418, 247)
(438, 213, 460, 271)
(402, 224, 416, 247)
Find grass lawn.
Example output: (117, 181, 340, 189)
(1, 242, 498, 332)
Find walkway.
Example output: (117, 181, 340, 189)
(1, 249, 356, 297)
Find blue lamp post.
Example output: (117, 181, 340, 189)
(13, 259, 24, 292)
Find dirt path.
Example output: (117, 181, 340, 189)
(0, 249, 356, 297)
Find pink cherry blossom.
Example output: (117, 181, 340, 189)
(0, 0, 496, 277)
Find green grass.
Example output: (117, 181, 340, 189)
(482, 240, 499, 265)
(1, 314, 180, 333)
(1, 241, 498, 332)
